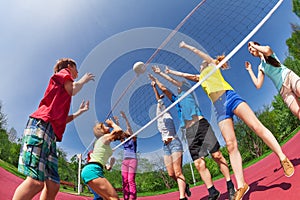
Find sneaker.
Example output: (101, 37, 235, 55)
(228, 187, 235, 200)
(185, 183, 191, 197)
(208, 190, 220, 200)
(179, 198, 188, 200)
(233, 184, 249, 200)
(281, 157, 295, 177)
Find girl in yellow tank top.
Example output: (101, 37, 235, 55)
(165, 41, 294, 199)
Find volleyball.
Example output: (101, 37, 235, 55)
(133, 61, 146, 75)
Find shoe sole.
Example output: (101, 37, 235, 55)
(285, 170, 295, 177)
(240, 186, 250, 200)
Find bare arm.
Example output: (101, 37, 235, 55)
(66, 100, 89, 123)
(148, 74, 173, 101)
(151, 81, 162, 101)
(179, 41, 214, 63)
(248, 41, 273, 57)
(120, 111, 134, 138)
(105, 157, 115, 171)
(64, 72, 95, 96)
(165, 66, 199, 82)
(105, 118, 123, 136)
(152, 65, 182, 87)
(245, 61, 265, 89)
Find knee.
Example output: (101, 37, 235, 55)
(226, 140, 238, 154)
(194, 159, 206, 171)
(32, 180, 44, 189)
(168, 172, 176, 179)
(211, 151, 223, 161)
(174, 170, 183, 179)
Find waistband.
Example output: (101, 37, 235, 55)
(27, 117, 50, 128)
(85, 162, 104, 169)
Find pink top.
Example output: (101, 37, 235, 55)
(31, 68, 73, 141)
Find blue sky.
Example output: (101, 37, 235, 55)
(0, 1, 299, 165)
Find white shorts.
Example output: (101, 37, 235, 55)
(280, 70, 300, 108)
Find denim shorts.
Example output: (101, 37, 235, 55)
(18, 117, 59, 183)
(81, 163, 104, 184)
(163, 137, 183, 156)
(213, 90, 246, 122)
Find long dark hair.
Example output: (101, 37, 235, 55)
(253, 42, 281, 67)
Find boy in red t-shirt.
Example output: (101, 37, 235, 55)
(13, 58, 95, 200)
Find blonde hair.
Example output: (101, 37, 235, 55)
(215, 55, 229, 70)
(93, 122, 105, 138)
(53, 58, 76, 73)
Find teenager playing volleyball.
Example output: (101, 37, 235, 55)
(13, 58, 94, 200)
(149, 70, 235, 200)
(246, 41, 300, 120)
(114, 111, 138, 200)
(151, 80, 191, 200)
(81, 118, 126, 200)
(86, 150, 115, 200)
(167, 41, 295, 200)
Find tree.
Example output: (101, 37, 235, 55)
(8, 127, 18, 143)
(292, 0, 300, 17)
(0, 101, 7, 130)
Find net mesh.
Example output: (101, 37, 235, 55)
(83, 0, 282, 169)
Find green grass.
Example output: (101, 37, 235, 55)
(0, 160, 25, 179)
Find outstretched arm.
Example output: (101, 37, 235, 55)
(66, 100, 89, 123)
(152, 65, 182, 87)
(179, 41, 214, 63)
(248, 41, 273, 57)
(245, 61, 265, 89)
(105, 118, 123, 135)
(151, 81, 162, 101)
(165, 66, 199, 82)
(149, 74, 173, 100)
(120, 111, 135, 138)
(65, 73, 95, 96)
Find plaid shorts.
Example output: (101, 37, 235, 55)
(18, 117, 59, 183)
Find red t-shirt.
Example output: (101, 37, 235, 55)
(30, 68, 73, 141)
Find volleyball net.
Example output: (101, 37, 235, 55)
(79, 0, 283, 169)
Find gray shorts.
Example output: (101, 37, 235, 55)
(186, 118, 220, 161)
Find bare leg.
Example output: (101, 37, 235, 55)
(172, 152, 186, 199)
(234, 102, 286, 161)
(194, 157, 214, 189)
(164, 153, 186, 198)
(211, 150, 231, 181)
(13, 177, 44, 200)
(88, 177, 119, 200)
(39, 180, 60, 200)
(218, 118, 245, 189)
(288, 97, 300, 120)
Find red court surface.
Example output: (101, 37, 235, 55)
(1, 131, 300, 200)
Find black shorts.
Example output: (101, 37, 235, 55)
(186, 118, 220, 161)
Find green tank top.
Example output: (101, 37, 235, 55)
(89, 137, 112, 166)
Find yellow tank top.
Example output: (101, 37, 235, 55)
(199, 64, 233, 95)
